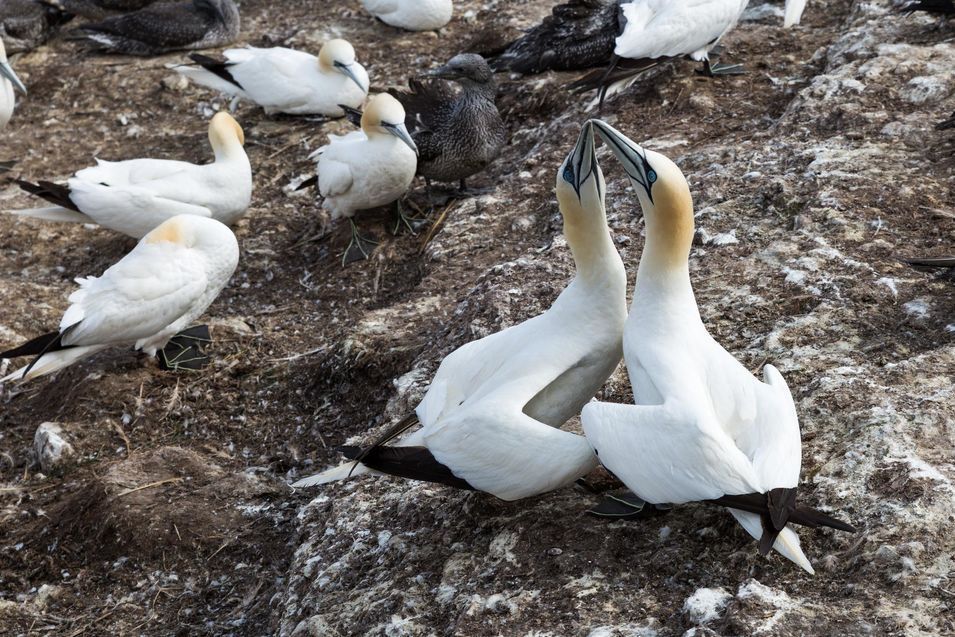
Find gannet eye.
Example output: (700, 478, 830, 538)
(647, 169, 657, 184)
(562, 164, 575, 184)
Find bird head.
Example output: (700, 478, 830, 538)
(556, 120, 606, 224)
(426, 53, 494, 86)
(319, 39, 367, 92)
(362, 94, 418, 155)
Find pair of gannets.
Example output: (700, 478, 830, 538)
(389, 54, 506, 192)
(361, 0, 453, 31)
(75, 0, 239, 56)
(0, 215, 239, 382)
(8, 112, 251, 238)
(0, 39, 27, 129)
(175, 39, 368, 117)
(311, 93, 418, 260)
(294, 121, 627, 497)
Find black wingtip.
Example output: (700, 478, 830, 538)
(338, 104, 363, 127)
(17, 179, 82, 212)
(294, 175, 318, 192)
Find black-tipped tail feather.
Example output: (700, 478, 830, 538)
(188, 52, 244, 90)
(0, 330, 70, 360)
(17, 179, 82, 212)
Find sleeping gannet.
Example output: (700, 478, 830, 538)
(784, 0, 807, 26)
(0, 39, 27, 129)
(174, 39, 368, 116)
(900, 0, 955, 15)
(494, 0, 750, 105)
(361, 0, 452, 31)
(75, 0, 239, 56)
(389, 54, 505, 192)
(312, 93, 417, 261)
(293, 121, 627, 498)
(9, 111, 251, 238)
(580, 119, 855, 574)
(1, 0, 72, 53)
(0, 214, 239, 382)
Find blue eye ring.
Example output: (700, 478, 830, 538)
(563, 164, 575, 183)
(647, 169, 657, 184)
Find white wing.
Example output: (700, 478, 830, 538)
(61, 241, 209, 348)
(317, 155, 355, 198)
(615, 0, 744, 60)
(784, 0, 807, 27)
(581, 400, 763, 504)
(75, 158, 196, 187)
(67, 180, 212, 237)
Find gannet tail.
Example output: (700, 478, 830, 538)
(6, 206, 89, 224)
(729, 509, 816, 575)
(175, 53, 245, 94)
(2, 344, 109, 382)
(290, 460, 374, 488)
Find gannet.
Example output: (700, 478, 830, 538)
(293, 122, 627, 498)
(1, 0, 72, 53)
(0, 39, 27, 129)
(784, 0, 807, 26)
(9, 111, 251, 238)
(900, 0, 955, 15)
(312, 93, 417, 260)
(174, 39, 368, 116)
(0, 214, 239, 382)
(580, 119, 855, 574)
(75, 0, 239, 56)
(361, 0, 453, 31)
(389, 54, 506, 193)
(57, 0, 160, 20)
(495, 0, 750, 105)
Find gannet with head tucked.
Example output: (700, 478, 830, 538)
(361, 0, 452, 31)
(9, 112, 251, 238)
(175, 39, 368, 117)
(580, 120, 855, 574)
(388, 54, 506, 193)
(0, 214, 239, 382)
(75, 0, 239, 56)
(1, 0, 72, 53)
(0, 39, 27, 129)
(312, 93, 417, 259)
(784, 0, 807, 26)
(294, 122, 627, 499)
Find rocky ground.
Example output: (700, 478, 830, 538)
(0, 0, 952, 635)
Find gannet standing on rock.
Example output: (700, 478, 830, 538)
(0, 215, 239, 382)
(312, 93, 417, 262)
(361, 0, 452, 31)
(580, 120, 855, 574)
(174, 39, 368, 116)
(74, 0, 239, 56)
(389, 54, 505, 194)
(294, 122, 627, 499)
(9, 112, 251, 238)
(0, 39, 27, 129)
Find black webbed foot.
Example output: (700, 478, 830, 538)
(587, 490, 672, 520)
(158, 325, 213, 371)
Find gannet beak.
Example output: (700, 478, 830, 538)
(383, 122, 418, 155)
(562, 120, 599, 199)
(334, 61, 367, 92)
(590, 119, 655, 203)
(0, 61, 27, 96)
(425, 64, 457, 81)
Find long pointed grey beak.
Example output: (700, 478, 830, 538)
(425, 64, 456, 80)
(0, 61, 26, 96)
(383, 122, 418, 155)
(334, 61, 367, 92)
(590, 119, 654, 202)
(563, 120, 600, 198)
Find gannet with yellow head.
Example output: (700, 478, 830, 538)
(175, 39, 368, 116)
(361, 0, 452, 31)
(0, 215, 239, 382)
(580, 119, 855, 574)
(9, 112, 252, 238)
(0, 38, 27, 129)
(293, 122, 627, 499)
(312, 93, 418, 260)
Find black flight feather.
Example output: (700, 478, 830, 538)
(17, 179, 82, 212)
(900, 0, 955, 15)
(188, 52, 243, 90)
(338, 104, 363, 127)
(340, 444, 475, 491)
(902, 256, 955, 269)
(710, 491, 857, 534)
(0, 329, 69, 360)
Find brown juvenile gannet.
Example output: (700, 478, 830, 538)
(293, 121, 627, 499)
(74, 0, 239, 56)
(389, 53, 506, 194)
(900, 0, 955, 15)
(56, 0, 161, 20)
(0, 215, 239, 381)
(1, 0, 72, 53)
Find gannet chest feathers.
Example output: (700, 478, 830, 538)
(177, 39, 368, 116)
(9, 111, 252, 238)
(361, 0, 453, 31)
(0, 39, 27, 129)
(0, 215, 239, 383)
(293, 122, 627, 501)
(580, 119, 855, 574)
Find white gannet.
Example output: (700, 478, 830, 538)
(784, 0, 807, 27)
(312, 93, 417, 261)
(361, 0, 452, 31)
(0, 214, 239, 382)
(75, 0, 240, 56)
(9, 111, 251, 238)
(293, 122, 627, 499)
(174, 39, 368, 117)
(0, 38, 27, 129)
(580, 119, 855, 574)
